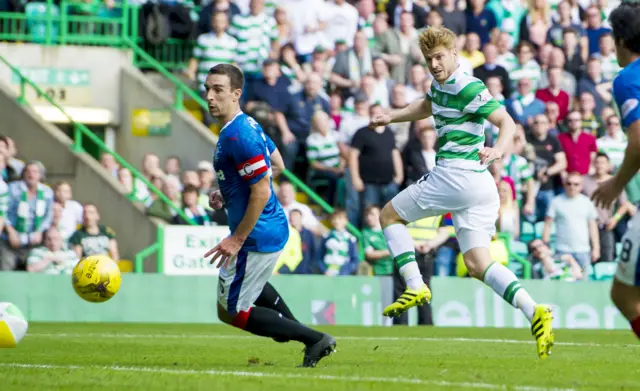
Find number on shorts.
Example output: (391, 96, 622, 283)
(620, 238, 633, 263)
(219, 277, 225, 294)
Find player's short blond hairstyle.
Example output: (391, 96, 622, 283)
(418, 26, 456, 56)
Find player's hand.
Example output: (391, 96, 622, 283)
(209, 190, 224, 210)
(591, 176, 624, 210)
(369, 114, 391, 128)
(205, 235, 245, 269)
(478, 147, 503, 166)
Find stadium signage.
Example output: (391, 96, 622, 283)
(162, 225, 230, 275)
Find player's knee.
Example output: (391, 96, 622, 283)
(610, 280, 640, 321)
(462, 248, 492, 279)
(231, 309, 252, 330)
(380, 202, 402, 228)
(610, 281, 629, 314)
(217, 303, 233, 325)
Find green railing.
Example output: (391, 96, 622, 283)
(134, 225, 165, 273)
(0, 55, 196, 225)
(0, 0, 137, 46)
(134, 38, 195, 71)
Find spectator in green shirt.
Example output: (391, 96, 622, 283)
(362, 205, 393, 276)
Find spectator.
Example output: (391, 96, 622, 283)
(582, 153, 635, 263)
(141, 153, 163, 182)
(285, 0, 328, 63)
(562, 28, 584, 79)
(118, 167, 151, 205)
(539, 47, 577, 98)
(279, 43, 307, 85)
(306, 111, 345, 206)
(547, 0, 588, 54)
(280, 208, 315, 274)
(386, 0, 428, 29)
(577, 58, 613, 117)
(273, 5, 293, 47)
(527, 114, 567, 221)
(374, 12, 423, 85)
(537, 43, 554, 73)
(147, 175, 181, 222)
(0, 136, 21, 182)
(502, 137, 536, 218)
(26, 227, 78, 274)
(584, 5, 611, 56)
(594, 33, 621, 81)
(543, 172, 600, 276)
(596, 114, 627, 170)
(328, 91, 345, 132)
(277, 181, 326, 236)
(349, 104, 403, 226)
(4, 136, 24, 179)
(245, 59, 308, 169)
(1, 162, 53, 271)
(424, 8, 444, 30)
(296, 72, 330, 125)
(357, 0, 377, 48)
(505, 77, 546, 126)
(371, 57, 395, 108)
(497, 179, 520, 239)
(474, 43, 512, 99)
(188, 10, 238, 127)
(53, 181, 84, 243)
(362, 205, 393, 276)
(496, 31, 517, 72)
(196, 0, 241, 36)
(338, 92, 371, 146)
(331, 30, 376, 99)
(323, 0, 359, 48)
(388, 84, 412, 150)
(405, 64, 428, 103)
(228, 0, 278, 81)
(197, 161, 216, 198)
(404, 122, 436, 186)
(317, 208, 359, 276)
(181, 170, 200, 189)
(519, 0, 552, 49)
(438, 0, 467, 38)
(510, 41, 542, 91)
(99, 152, 119, 177)
(466, 0, 498, 46)
(577, 91, 605, 137)
(460, 32, 485, 69)
(69, 203, 119, 261)
(173, 185, 216, 226)
(535, 67, 570, 121)
(545, 101, 562, 135)
(528, 239, 584, 280)
(558, 110, 597, 175)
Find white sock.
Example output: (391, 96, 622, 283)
(383, 224, 423, 290)
(483, 262, 536, 321)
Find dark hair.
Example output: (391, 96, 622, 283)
(596, 151, 610, 161)
(331, 207, 347, 218)
(182, 184, 199, 195)
(208, 64, 245, 91)
(363, 205, 380, 216)
(609, 2, 640, 55)
(562, 27, 578, 36)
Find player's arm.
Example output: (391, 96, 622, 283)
(270, 148, 285, 179)
(387, 97, 433, 123)
(486, 107, 516, 155)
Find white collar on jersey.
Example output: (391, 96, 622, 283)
(434, 65, 463, 87)
(220, 110, 244, 133)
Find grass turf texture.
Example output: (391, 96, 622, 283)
(1, 323, 638, 390)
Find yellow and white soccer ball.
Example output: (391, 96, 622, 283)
(0, 302, 28, 348)
(72, 255, 122, 303)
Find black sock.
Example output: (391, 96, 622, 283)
(244, 306, 323, 346)
(254, 282, 298, 322)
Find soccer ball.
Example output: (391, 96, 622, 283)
(0, 302, 28, 348)
(72, 255, 122, 303)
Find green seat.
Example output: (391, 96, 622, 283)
(592, 262, 617, 281)
(507, 261, 524, 278)
(520, 221, 535, 242)
(25, 2, 60, 43)
(510, 240, 529, 257)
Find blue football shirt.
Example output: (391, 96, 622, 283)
(613, 57, 640, 129)
(213, 111, 289, 253)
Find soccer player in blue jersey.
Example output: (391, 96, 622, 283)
(591, 2, 640, 340)
(203, 64, 336, 367)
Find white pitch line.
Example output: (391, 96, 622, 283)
(27, 332, 640, 349)
(0, 363, 578, 391)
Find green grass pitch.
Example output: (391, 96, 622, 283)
(1, 323, 638, 390)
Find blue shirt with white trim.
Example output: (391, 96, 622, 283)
(213, 111, 289, 253)
(613, 57, 640, 129)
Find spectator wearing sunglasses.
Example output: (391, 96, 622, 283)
(596, 114, 627, 170)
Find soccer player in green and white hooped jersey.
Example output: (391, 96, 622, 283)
(369, 26, 554, 360)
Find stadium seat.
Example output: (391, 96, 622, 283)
(510, 240, 529, 257)
(616, 242, 622, 258)
(592, 262, 617, 281)
(25, 2, 60, 43)
(507, 261, 524, 278)
(520, 221, 535, 242)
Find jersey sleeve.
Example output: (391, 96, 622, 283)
(230, 130, 271, 185)
(461, 81, 501, 119)
(614, 74, 640, 128)
(265, 132, 277, 155)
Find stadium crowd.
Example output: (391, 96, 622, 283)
(1, 0, 638, 285)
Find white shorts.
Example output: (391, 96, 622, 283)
(218, 249, 282, 315)
(392, 166, 499, 253)
(615, 213, 640, 286)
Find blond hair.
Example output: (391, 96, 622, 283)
(418, 26, 456, 57)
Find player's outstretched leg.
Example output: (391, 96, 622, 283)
(462, 241, 553, 360)
(610, 279, 640, 339)
(379, 201, 432, 318)
(254, 282, 299, 343)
